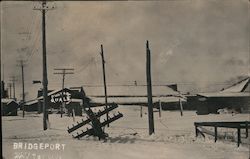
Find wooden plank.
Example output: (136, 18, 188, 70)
(195, 125, 198, 137)
(237, 127, 241, 147)
(197, 127, 216, 137)
(101, 113, 123, 127)
(246, 121, 248, 138)
(179, 98, 183, 116)
(214, 126, 217, 142)
(68, 104, 118, 133)
(194, 121, 250, 129)
(195, 121, 250, 125)
(159, 100, 162, 118)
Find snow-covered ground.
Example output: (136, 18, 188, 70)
(2, 106, 250, 159)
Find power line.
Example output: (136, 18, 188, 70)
(17, 11, 40, 65)
(25, 8, 36, 41)
(26, 17, 41, 64)
(75, 57, 97, 73)
(53, 68, 74, 86)
(27, 31, 41, 63)
(26, 19, 40, 57)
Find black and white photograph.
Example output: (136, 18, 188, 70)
(1, 0, 250, 158)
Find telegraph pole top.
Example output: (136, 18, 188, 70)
(33, 1, 55, 11)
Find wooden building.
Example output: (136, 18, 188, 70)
(24, 88, 84, 116)
(1, 98, 19, 116)
(196, 77, 250, 114)
(85, 85, 186, 110)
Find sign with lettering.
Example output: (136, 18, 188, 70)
(51, 91, 72, 104)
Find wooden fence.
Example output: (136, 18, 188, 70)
(194, 121, 250, 147)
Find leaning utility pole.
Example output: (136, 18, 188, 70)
(9, 76, 17, 101)
(100, 44, 109, 127)
(146, 40, 154, 135)
(34, 1, 54, 130)
(17, 59, 26, 117)
(54, 68, 74, 117)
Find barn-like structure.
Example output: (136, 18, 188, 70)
(196, 77, 250, 114)
(85, 85, 186, 110)
(1, 98, 19, 116)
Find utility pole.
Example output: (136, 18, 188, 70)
(9, 76, 17, 101)
(159, 100, 162, 118)
(146, 40, 154, 135)
(100, 44, 109, 127)
(54, 68, 74, 117)
(34, 1, 54, 130)
(8, 83, 12, 99)
(2, 64, 4, 83)
(17, 59, 26, 117)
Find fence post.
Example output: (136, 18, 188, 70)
(179, 98, 183, 116)
(237, 127, 241, 147)
(140, 106, 142, 118)
(38, 100, 42, 114)
(159, 100, 162, 118)
(72, 109, 75, 122)
(214, 126, 217, 143)
(246, 121, 248, 138)
(195, 123, 198, 137)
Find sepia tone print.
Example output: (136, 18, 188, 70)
(1, 0, 249, 159)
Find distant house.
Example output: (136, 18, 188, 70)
(25, 85, 187, 113)
(25, 88, 84, 116)
(184, 94, 200, 110)
(24, 100, 41, 112)
(196, 77, 250, 114)
(1, 98, 19, 116)
(65, 98, 83, 116)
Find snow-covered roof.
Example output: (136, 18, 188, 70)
(197, 77, 250, 98)
(71, 98, 83, 103)
(1, 98, 13, 103)
(25, 100, 38, 105)
(35, 86, 181, 106)
(84, 85, 179, 97)
(37, 88, 72, 100)
(90, 96, 186, 105)
(1, 98, 18, 105)
(221, 77, 249, 93)
(198, 92, 250, 98)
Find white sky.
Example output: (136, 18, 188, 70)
(1, 0, 249, 100)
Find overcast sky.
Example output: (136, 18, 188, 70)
(1, 0, 249, 100)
